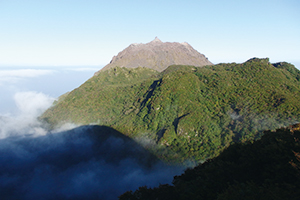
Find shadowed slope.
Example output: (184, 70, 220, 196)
(119, 127, 300, 200)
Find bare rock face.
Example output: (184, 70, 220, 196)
(99, 37, 213, 72)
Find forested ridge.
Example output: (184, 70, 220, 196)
(41, 58, 300, 163)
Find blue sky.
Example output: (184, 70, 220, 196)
(0, 0, 299, 68)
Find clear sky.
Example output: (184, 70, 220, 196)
(0, 0, 299, 68)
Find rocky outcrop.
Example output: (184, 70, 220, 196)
(98, 37, 213, 72)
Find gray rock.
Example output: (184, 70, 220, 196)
(98, 37, 213, 73)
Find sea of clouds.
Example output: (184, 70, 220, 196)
(0, 68, 184, 199)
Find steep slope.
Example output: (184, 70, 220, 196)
(97, 37, 212, 73)
(41, 58, 300, 163)
(42, 67, 159, 126)
(119, 127, 300, 200)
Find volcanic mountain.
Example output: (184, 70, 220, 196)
(98, 37, 213, 73)
(41, 55, 300, 163)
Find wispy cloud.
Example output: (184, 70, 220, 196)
(0, 69, 54, 85)
(64, 67, 100, 72)
(0, 69, 54, 78)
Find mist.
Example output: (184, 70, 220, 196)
(0, 91, 184, 200)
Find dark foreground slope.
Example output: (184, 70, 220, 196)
(119, 127, 300, 200)
(41, 58, 300, 162)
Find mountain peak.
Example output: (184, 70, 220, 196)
(150, 37, 162, 43)
(99, 38, 213, 72)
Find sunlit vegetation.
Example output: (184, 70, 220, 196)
(41, 58, 300, 162)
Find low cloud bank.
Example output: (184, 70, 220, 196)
(0, 127, 183, 200)
(0, 91, 55, 139)
(0, 91, 184, 200)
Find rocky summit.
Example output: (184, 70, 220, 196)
(98, 37, 213, 72)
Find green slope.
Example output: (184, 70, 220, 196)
(41, 58, 300, 162)
(42, 66, 159, 125)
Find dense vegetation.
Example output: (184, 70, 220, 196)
(119, 127, 300, 200)
(41, 58, 300, 163)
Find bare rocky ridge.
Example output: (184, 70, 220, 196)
(98, 37, 213, 73)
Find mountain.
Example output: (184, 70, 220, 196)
(97, 37, 212, 73)
(40, 56, 300, 163)
(119, 127, 300, 200)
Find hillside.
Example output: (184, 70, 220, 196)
(41, 58, 300, 163)
(98, 37, 212, 72)
(119, 127, 300, 200)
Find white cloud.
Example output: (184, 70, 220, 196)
(0, 91, 55, 139)
(14, 91, 55, 117)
